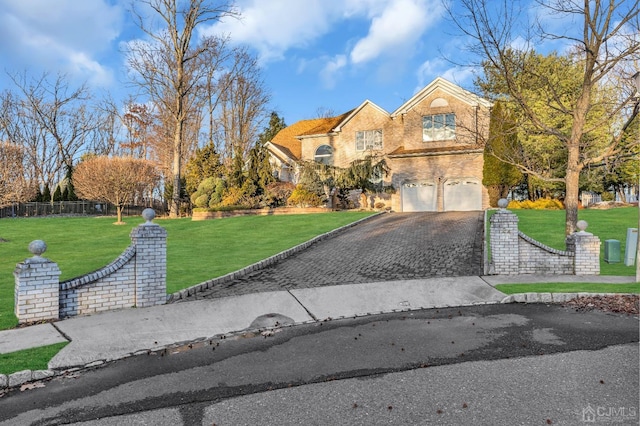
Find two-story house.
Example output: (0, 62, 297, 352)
(266, 77, 492, 212)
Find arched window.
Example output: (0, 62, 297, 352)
(314, 145, 333, 165)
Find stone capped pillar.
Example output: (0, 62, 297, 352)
(130, 208, 167, 307)
(567, 220, 601, 275)
(14, 240, 61, 324)
(490, 199, 520, 274)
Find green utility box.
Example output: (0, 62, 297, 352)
(604, 239, 620, 263)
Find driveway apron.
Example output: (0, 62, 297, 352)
(186, 211, 484, 300)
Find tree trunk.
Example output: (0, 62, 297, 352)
(116, 204, 123, 224)
(169, 118, 183, 218)
(564, 145, 581, 236)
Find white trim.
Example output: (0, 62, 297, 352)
(333, 100, 389, 132)
(265, 141, 298, 165)
(391, 77, 492, 117)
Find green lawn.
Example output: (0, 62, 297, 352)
(489, 207, 638, 276)
(0, 212, 375, 331)
(496, 282, 640, 295)
(0, 342, 68, 375)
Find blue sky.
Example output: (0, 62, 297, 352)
(0, 0, 577, 127)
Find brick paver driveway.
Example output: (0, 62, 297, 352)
(185, 211, 484, 301)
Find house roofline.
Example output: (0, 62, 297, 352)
(391, 77, 492, 117)
(388, 147, 483, 158)
(333, 99, 390, 132)
(265, 141, 299, 164)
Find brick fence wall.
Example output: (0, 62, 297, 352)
(14, 209, 167, 324)
(489, 203, 600, 275)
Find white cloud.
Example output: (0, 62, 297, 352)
(320, 54, 347, 89)
(415, 58, 475, 92)
(203, 0, 343, 63)
(350, 0, 443, 65)
(0, 0, 123, 88)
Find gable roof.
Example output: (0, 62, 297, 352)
(268, 110, 355, 161)
(333, 100, 389, 132)
(297, 109, 355, 136)
(265, 141, 299, 165)
(391, 77, 492, 117)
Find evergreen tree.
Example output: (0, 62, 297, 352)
(228, 147, 246, 189)
(247, 141, 275, 195)
(184, 143, 224, 196)
(482, 101, 523, 206)
(42, 184, 52, 203)
(32, 188, 43, 202)
(258, 112, 286, 144)
(53, 185, 63, 202)
(65, 165, 78, 201)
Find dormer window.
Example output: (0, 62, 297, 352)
(423, 113, 455, 141)
(356, 129, 383, 151)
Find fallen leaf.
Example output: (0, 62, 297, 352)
(21, 382, 45, 391)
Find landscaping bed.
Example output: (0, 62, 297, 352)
(192, 207, 333, 220)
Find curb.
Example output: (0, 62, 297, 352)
(0, 369, 55, 391)
(166, 212, 385, 302)
(501, 292, 638, 304)
(2, 290, 637, 392)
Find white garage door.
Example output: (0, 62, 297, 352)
(402, 182, 437, 212)
(443, 179, 482, 211)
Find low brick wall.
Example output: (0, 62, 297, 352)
(59, 247, 137, 317)
(518, 232, 574, 274)
(14, 209, 167, 324)
(192, 207, 331, 220)
(489, 203, 600, 275)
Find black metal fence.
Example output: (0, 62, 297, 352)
(0, 201, 166, 219)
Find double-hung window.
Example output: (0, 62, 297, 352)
(422, 113, 455, 141)
(356, 129, 383, 151)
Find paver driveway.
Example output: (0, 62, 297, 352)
(185, 211, 484, 301)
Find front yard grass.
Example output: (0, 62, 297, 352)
(488, 207, 638, 276)
(496, 282, 640, 295)
(0, 342, 68, 375)
(0, 211, 375, 331)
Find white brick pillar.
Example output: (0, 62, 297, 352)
(569, 220, 601, 275)
(14, 240, 61, 324)
(130, 209, 167, 307)
(490, 199, 520, 275)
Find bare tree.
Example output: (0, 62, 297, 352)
(126, 0, 239, 217)
(215, 47, 271, 165)
(315, 106, 336, 119)
(121, 103, 154, 159)
(74, 156, 160, 224)
(0, 141, 35, 206)
(449, 0, 640, 234)
(0, 73, 99, 196)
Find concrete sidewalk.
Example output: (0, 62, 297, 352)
(1, 276, 506, 370)
(0, 274, 636, 373)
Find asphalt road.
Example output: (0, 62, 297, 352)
(1, 303, 638, 425)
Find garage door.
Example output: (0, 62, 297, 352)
(443, 179, 482, 211)
(402, 181, 436, 212)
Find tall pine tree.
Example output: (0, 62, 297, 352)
(482, 101, 523, 206)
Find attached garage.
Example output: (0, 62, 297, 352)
(401, 178, 483, 212)
(402, 181, 437, 212)
(443, 178, 482, 211)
